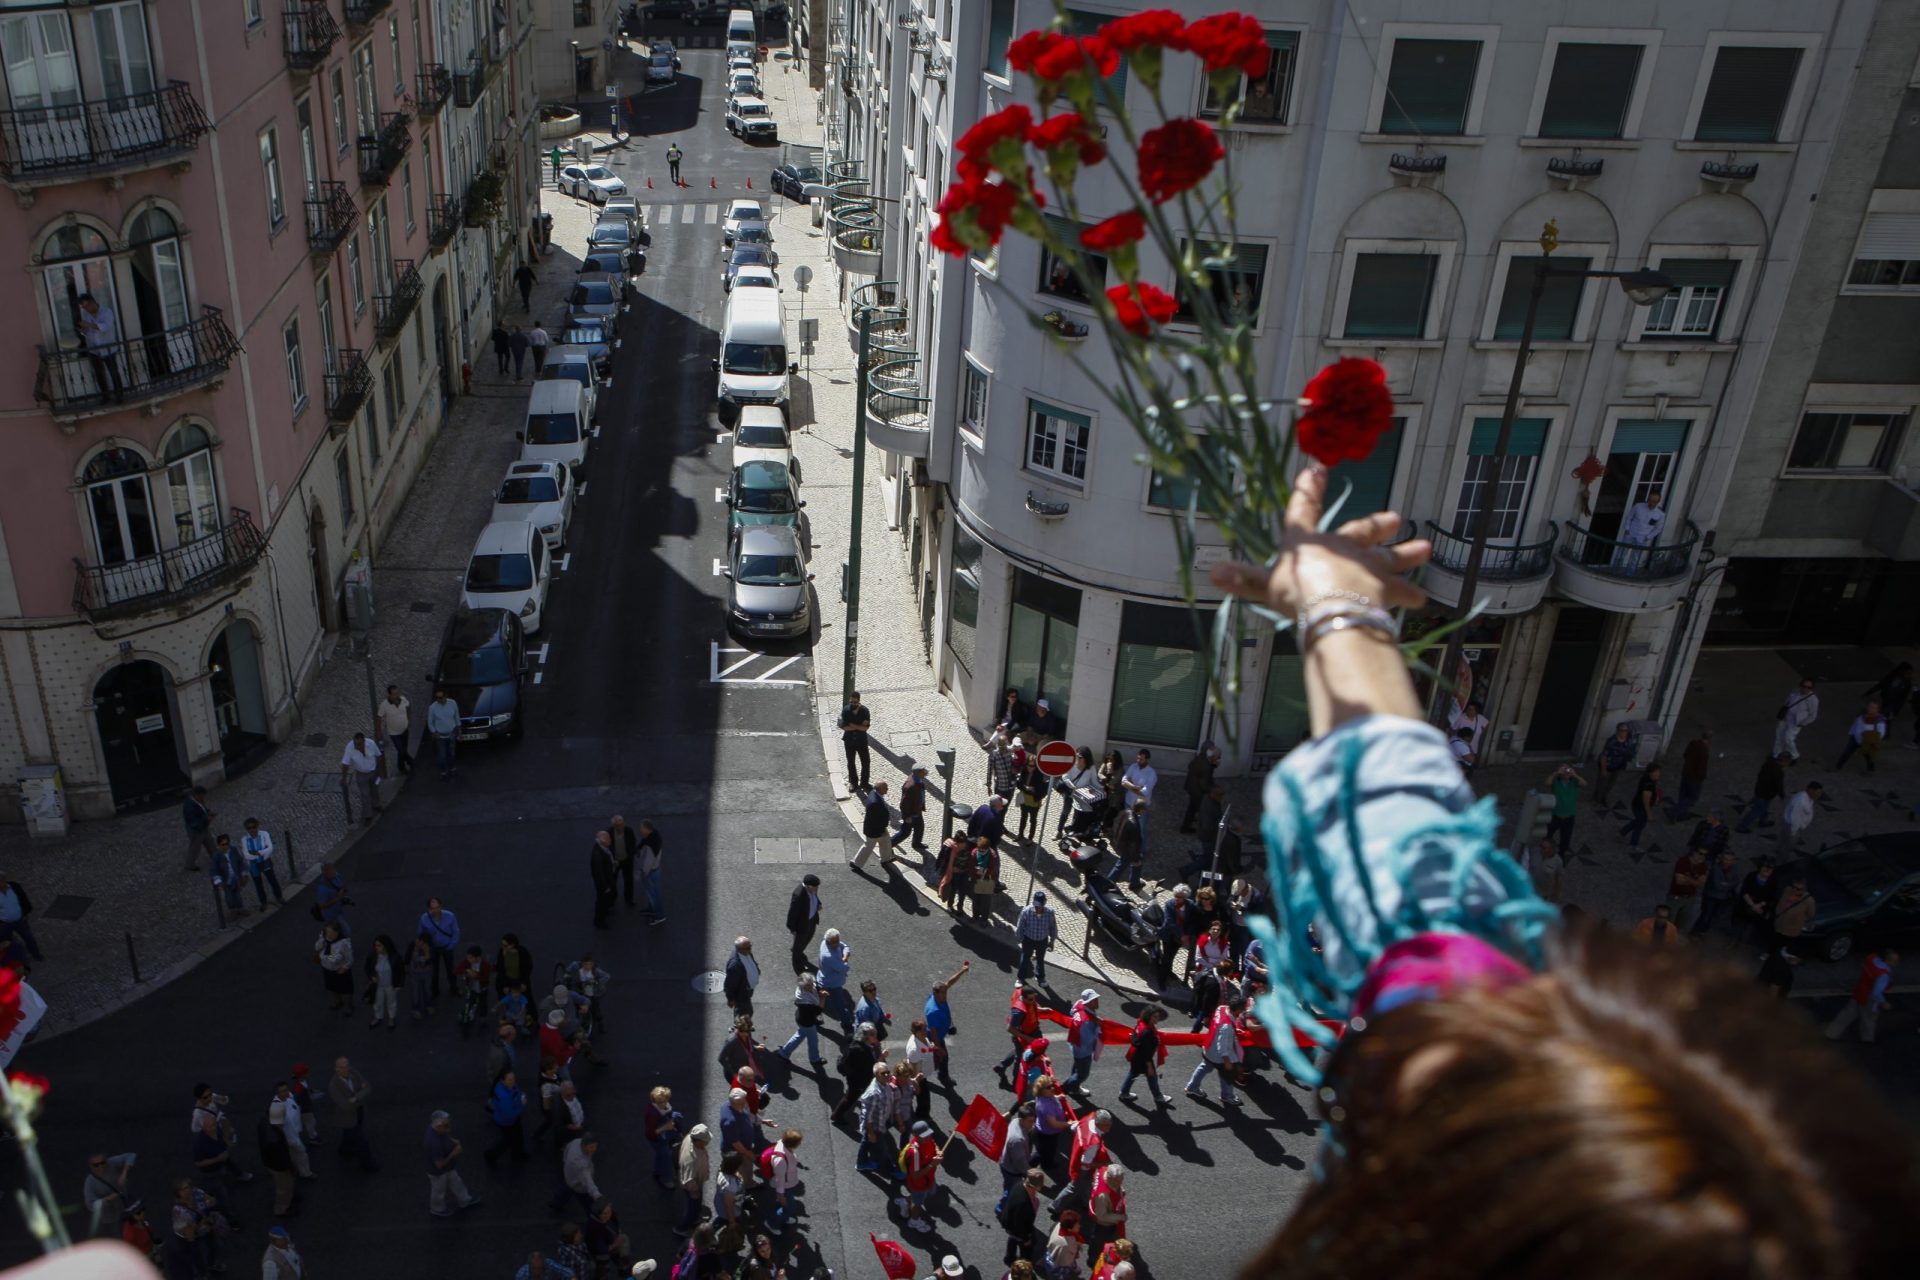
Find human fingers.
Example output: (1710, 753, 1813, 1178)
(1376, 540, 1431, 575)
(1283, 466, 1326, 535)
(1333, 510, 1408, 548)
(1376, 576, 1429, 612)
(1207, 560, 1273, 604)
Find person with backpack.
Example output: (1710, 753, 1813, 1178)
(1116, 1008, 1170, 1107)
(760, 1130, 803, 1231)
(897, 1119, 941, 1231)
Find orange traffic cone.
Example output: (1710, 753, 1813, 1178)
(710, 176, 717, 188)
(646, 177, 653, 189)
(746, 178, 752, 189)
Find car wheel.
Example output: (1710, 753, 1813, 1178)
(593, 188, 606, 204)
(1826, 933, 1853, 962)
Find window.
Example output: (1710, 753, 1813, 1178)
(245, 0, 263, 28)
(1005, 569, 1079, 721)
(354, 43, 378, 138)
(1200, 30, 1296, 124)
(1327, 418, 1407, 520)
(414, 310, 427, 370)
(1344, 253, 1438, 339)
(1380, 38, 1482, 135)
(1787, 412, 1908, 473)
(1451, 418, 1549, 541)
(1537, 42, 1643, 138)
(402, 161, 415, 233)
(389, 17, 402, 94)
(1026, 400, 1091, 487)
(1175, 240, 1268, 325)
(382, 360, 401, 439)
(335, 447, 355, 521)
(961, 362, 988, 436)
(1849, 211, 1920, 289)
(365, 407, 382, 466)
(330, 67, 349, 154)
(347, 236, 366, 314)
(986, 0, 1016, 79)
(1641, 259, 1736, 339)
(368, 198, 391, 291)
(1147, 436, 1229, 514)
(1492, 254, 1591, 340)
(1109, 602, 1208, 748)
(947, 526, 983, 674)
(1694, 45, 1802, 142)
(573, 0, 596, 25)
(315, 274, 337, 370)
(1255, 634, 1309, 754)
(163, 425, 221, 544)
(260, 127, 286, 228)
(284, 317, 307, 411)
(1037, 216, 1105, 305)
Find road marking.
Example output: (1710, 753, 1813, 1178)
(593, 423, 602, 438)
(702, 204, 719, 223)
(709, 642, 808, 685)
(715, 486, 727, 503)
(577, 482, 588, 496)
(556, 553, 572, 572)
(533, 671, 544, 684)
(529, 643, 550, 664)
(680, 204, 695, 224)
(713, 558, 726, 576)
(715, 431, 731, 444)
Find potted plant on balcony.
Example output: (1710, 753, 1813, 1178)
(1039, 309, 1088, 341)
(464, 167, 505, 227)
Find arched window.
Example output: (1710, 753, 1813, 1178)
(80, 446, 161, 592)
(40, 224, 116, 349)
(162, 423, 220, 543)
(127, 205, 192, 371)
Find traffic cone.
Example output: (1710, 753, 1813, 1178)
(645, 177, 653, 189)
(710, 176, 717, 188)
(746, 178, 752, 189)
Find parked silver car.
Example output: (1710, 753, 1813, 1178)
(724, 523, 812, 639)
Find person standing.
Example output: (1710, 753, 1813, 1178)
(257, 1111, 297, 1217)
(1618, 765, 1661, 849)
(378, 686, 414, 777)
(853, 782, 894, 870)
(491, 323, 513, 376)
(340, 732, 383, 824)
(1773, 679, 1819, 762)
(1014, 756, 1046, 847)
(724, 937, 760, 1021)
(425, 688, 459, 778)
(417, 897, 461, 998)
(328, 1057, 378, 1171)
(1780, 781, 1824, 858)
(607, 815, 638, 909)
(666, 142, 683, 184)
(837, 692, 873, 792)
(1736, 753, 1790, 833)
(636, 819, 666, 922)
(81, 1153, 136, 1234)
(1181, 743, 1219, 833)
(75, 292, 124, 399)
(1015, 892, 1058, 985)
(1834, 700, 1890, 775)
(314, 922, 354, 1015)
(644, 1086, 683, 1188)
(997, 1105, 1037, 1217)
(968, 796, 1008, 851)
(514, 262, 537, 313)
(509, 326, 531, 380)
(1120, 750, 1158, 859)
(1666, 846, 1710, 933)
(1531, 837, 1566, 906)
(1109, 801, 1146, 888)
(1666, 728, 1712, 822)
(529, 322, 551, 374)
(1826, 950, 1897, 1043)
(1693, 848, 1740, 938)
(425, 1111, 480, 1216)
(208, 835, 248, 918)
(785, 874, 822, 974)
(259, 1226, 303, 1280)
(485, 1069, 530, 1165)
(240, 818, 284, 909)
(1611, 489, 1666, 572)
(892, 766, 931, 853)
(549, 145, 564, 184)
(182, 786, 217, 872)
(1768, 878, 1817, 955)
(1593, 723, 1636, 808)
(1542, 764, 1583, 852)
(1734, 857, 1781, 945)
(675, 1124, 711, 1236)
(983, 729, 1019, 801)
(271, 1083, 312, 1182)
(1116, 1007, 1170, 1106)
(590, 831, 617, 931)
(364, 936, 400, 1029)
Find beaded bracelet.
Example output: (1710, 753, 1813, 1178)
(1300, 603, 1400, 650)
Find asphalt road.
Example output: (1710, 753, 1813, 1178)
(6, 32, 1314, 1280)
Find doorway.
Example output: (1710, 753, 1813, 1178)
(1585, 420, 1687, 553)
(308, 506, 333, 631)
(1004, 568, 1079, 722)
(209, 620, 271, 773)
(432, 279, 451, 407)
(1525, 606, 1609, 755)
(93, 660, 188, 809)
(129, 207, 192, 374)
(83, 446, 163, 602)
(90, 0, 159, 148)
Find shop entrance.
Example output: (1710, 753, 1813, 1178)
(93, 660, 188, 810)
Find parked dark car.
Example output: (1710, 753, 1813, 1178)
(429, 607, 528, 743)
(771, 163, 822, 201)
(1780, 833, 1920, 960)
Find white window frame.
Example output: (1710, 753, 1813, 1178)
(1024, 397, 1094, 491)
(1173, 235, 1274, 333)
(1678, 31, 1823, 147)
(1785, 401, 1915, 477)
(1194, 24, 1306, 131)
(389, 17, 403, 96)
(284, 316, 307, 413)
(402, 160, 416, 234)
(260, 126, 286, 230)
(1441, 405, 1569, 543)
(1843, 189, 1920, 294)
(330, 67, 349, 155)
(960, 356, 989, 443)
(1364, 23, 1501, 140)
(1627, 245, 1760, 344)
(1522, 28, 1661, 142)
(1477, 240, 1610, 343)
(1329, 238, 1460, 344)
(245, 0, 263, 29)
(347, 236, 367, 314)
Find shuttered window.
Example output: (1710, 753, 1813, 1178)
(1538, 42, 1643, 139)
(1380, 38, 1482, 136)
(1344, 253, 1438, 338)
(1174, 239, 1269, 323)
(1609, 420, 1688, 454)
(1694, 46, 1802, 142)
(1850, 212, 1920, 288)
(1493, 255, 1591, 340)
(1468, 417, 1550, 456)
(1109, 603, 1207, 748)
(1327, 418, 1406, 519)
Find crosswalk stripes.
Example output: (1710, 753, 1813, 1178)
(619, 201, 764, 228)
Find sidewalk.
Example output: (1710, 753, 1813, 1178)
(0, 233, 596, 1041)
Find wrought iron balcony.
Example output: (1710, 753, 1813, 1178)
(35, 306, 241, 420)
(373, 260, 423, 342)
(866, 356, 931, 459)
(304, 179, 359, 255)
(342, 0, 393, 28)
(0, 81, 210, 185)
(452, 63, 484, 109)
(1555, 519, 1702, 613)
(325, 348, 373, 423)
(416, 65, 453, 115)
(283, 3, 341, 73)
(1419, 520, 1558, 615)
(427, 193, 463, 250)
(357, 111, 412, 185)
(73, 508, 266, 622)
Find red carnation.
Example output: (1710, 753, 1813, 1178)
(1028, 111, 1106, 180)
(1032, 34, 1120, 85)
(1107, 282, 1179, 337)
(1081, 211, 1145, 252)
(1185, 13, 1271, 79)
(1007, 29, 1067, 75)
(1100, 10, 1188, 52)
(1296, 358, 1396, 466)
(930, 170, 1037, 258)
(957, 105, 1034, 178)
(0, 965, 19, 1020)
(1136, 118, 1223, 204)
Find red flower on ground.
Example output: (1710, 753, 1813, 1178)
(956, 104, 1034, 179)
(1136, 118, 1224, 203)
(1006, 29, 1068, 76)
(1028, 111, 1106, 170)
(1296, 358, 1396, 466)
(1081, 211, 1146, 252)
(1107, 282, 1179, 336)
(1031, 34, 1120, 86)
(1185, 13, 1272, 79)
(1100, 10, 1188, 53)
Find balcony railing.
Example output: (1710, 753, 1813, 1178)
(452, 62, 484, 109)
(35, 306, 241, 418)
(342, 0, 393, 28)
(866, 356, 932, 459)
(325, 348, 373, 423)
(416, 64, 453, 115)
(1424, 521, 1557, 580)
(0, 81, 210, 184)
(283, 3, 341, 73)
(357, 111, 411, 185)
(427, 193, 463, 250)
(373, 260, 423, 342)
(1559, 520, 1699, 582)
(73, 508, 266, 622)
(304, 179, 359, 255)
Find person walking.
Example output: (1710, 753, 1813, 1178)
(854, 1062, 894, 1172)
(666, 142, 683, 184)
(969, 796, 1009, 850)
(509, 326, 531, 380)
(378, 686, 414, 777)
(1003, 1166, 1046, 1265)
(422, 688, 459, 778)
(853, 782, 894, 870)
(1542, 763, 1583, 852)
(182, 786, 217, 872)
(1736, 752, 1790, 833)
(606, 815, 638, 908)
(514, 262, 537, 313)
(892, 766, 931, 853)
(238, 818, 284, 909)
(1014, 756, 1047, 846)
(785, 874, 822, 974)
(259, 1226, 304, 1280)
(257, 1107, 297, 1217)
(590, 831, 618, 930)
(763, 1130, 803, 1232)
(983, 729, 1019, 801)
(81, 1153, 137, 1235)
(529, 322, 551, 374)
(364, 935, 400, 1029)
(551, 1132, 602, 1215)
(209, 835, 248, 919)
(777, 973, 828, 1065)
(339, 731, 383, 824)
(417, 896, 461, 999)
(1618, 765, 1661, 849)
(994, 980, 1044, 1085)
(1063, 991, 1103, 1096)
(425, 1111, 480, 1216)
(490, 323, 513, 375)
(724, 937, 760, 1021)
(1773, 679, 1819, 762)
(1826, 950, 1897, 1043)
(485, 1069, 530, 1165)
(314, 922, 354, 1015)
(1692, 848, 1740, 937)
(1181, 743, 1219, 833)
(675, 1124, 712, 1236)
(636, 819, 666, 922)
(288, 1063, 322, 1149)
(1780, 781, 1824, 857)
(1666, 728, 1712, 822)
(830, 1024, 881, 1124)
(549, 145, 564, 184)
(1116, 1008, 1170, 1107)
(1048, 1109, 1113, 1218)
(1184, 996, 1246, 1106)
(1834, 701, 1890, 775)
(838, 692, 873, 792)
(817, 928, 854, 1030)
(997, 1104, 1037, 1215)
(1593, 723, 1636, 808)
(328, 1058, 378, 1171)
(398, 935, 432, 1020)
(899, 1120, 941, 1231)
(1530, 837, 1566, 906)
(1014, 892, 1058, 984)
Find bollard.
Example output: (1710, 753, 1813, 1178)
(283, 830, 298, 881)
(125, 930, 141, 983)
(210, 878, 227, 929)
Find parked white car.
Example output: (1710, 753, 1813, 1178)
(462, 521, 553, 635)
(726, 96, 778, 143)
(728, 70, 760, 98)
(491, 460, 576, 550)
(732, 405, 800, 482)
(730, 264, 778, 291)
(721, 199, 765, 248)
(559, 163, 627, 203)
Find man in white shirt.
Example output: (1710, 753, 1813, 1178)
(1779, 781, 1824, 858)
(1773, 679, 1819, 762)
(76, 293, 124, 400)
(1450, 698, 1491, 755)
(1611, 489, 1666, 572)
(376, 685, 413, 777)
(340, 732, 383, 825)
(270, 1083, 313, 1178)
(1121, 750, 1158, 859)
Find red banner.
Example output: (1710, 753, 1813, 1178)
(1033, 1006, 1343, 1051)
(871, 1234, 917, 1280)
(954, 1093, 1009, 1160)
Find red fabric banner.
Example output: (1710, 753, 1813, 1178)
(871, 1234, 917, 1280)
(1033, 1006, 1343, 1050)
(955, 1093, 1009, 1160)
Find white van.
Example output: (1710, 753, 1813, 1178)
(519, 378, 590, 473)
(713, 289, 793, 426)
(727, 8, 756, 46)
(462, 520, 552, 635)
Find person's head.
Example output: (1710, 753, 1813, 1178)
(872, 1062, 891, 1083)
(650, 1085, 672, 1106)
(1806, 781, 1825, 797)
(1035, 1076, 1059, 1098)
(1249, 922, 1917, 1279)
(848, 690, 861, 707)
(1197, 885, 1217, 907)
(334, 1056, 352, 1077)
(1880, 949, 1901, 967)
(323, 921, 343, 941)
(1078, 747, 1095, 768)
(1102, 749, 1123, 769)
(752, 1233, 775, 1258)
(591, 1196, 614, 1222)
(737, 1066, 758, 1086)
(1645, 764, 1661, 780)
(1784, 878, 1809, 899)
(1865, 699, 1883, 719)
(1004, 687, 1020, 704)
(243, 817, 260, 834)
(1209, 920, 1227, 940)
(1644, 488, 1663, 508)
(1614, 723, 1631, 740)
(1800, 678, 1816, 695)
(559, 1079, 576, 1098)
(718, 1152, 742, 1177)
(797, 972, 817, 992)
(214, 832, 231, 849)
(859, 1021, 878, 1042)
(427, 895, 443, 914)
(780, 1129, 801, 1150)
(802, 873, 821, 892)
(596, 829, 612, 849)
(824, 928, 842, 947)
(433, 687, 449, 701)
(1717, 848, 1736, 865)
(386, 685, 401, 702)
(1135, 748, 1151, 766)
(191, 785, 207, 800)
(267, 1226, 292, 1250)
(873, 780, 889, 797)
(640, 819, 655, 836)
(579, 1132, 598, 1155)
(351, 731, 366, 746)
(911, 1018, 929, 1038)
(1142, 1006, 1168, 1026)
(1539, 837, 1557, 858)
(78, 292, 99, 313)
(430, 1109, 451, 1132)
(172, 1177, 193, 1203)
(1093, 1109, 1114, 1134)
(498, 1069, 517, 1089)
(991, 794, 1006, 810)
(1058, 1209, 1081, 1234)
(1016, 1100, 1037, 1125)
(1131, 798, 1148, 816)
(735, 936, 752, 955)
(729, 1086, 750, 1110)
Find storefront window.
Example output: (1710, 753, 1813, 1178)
(1254, 634, 1309, 754)
(1109, 602, 1208, 747)
(1405, 611, 1507, 719)
(946, 527, 982, 674)
(1005, 569, 1079, 723)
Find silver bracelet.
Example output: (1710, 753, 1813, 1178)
(1302, 609, 1400, 650)
(1297, 590, 1371, 632)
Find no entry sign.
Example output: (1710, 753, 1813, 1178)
(1035, 740, 1078, 777)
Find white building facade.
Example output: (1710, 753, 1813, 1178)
(821, 0, 1899, 781)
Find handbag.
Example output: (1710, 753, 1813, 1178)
(972, 876, 999, 896)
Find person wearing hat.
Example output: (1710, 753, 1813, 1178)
(1013, 891, 1058, 985)
(425, 1110, 481, 1216)
(892, 765, 933, 854)
(260, 1225, 304, 1280)
(1027, 698, 1065, 747)
(118, 1199, 157, 1262)
(674, 1124, 711, 1236)
(928, 1254, 966, 1279)
(785, 873, 823, 974)
(1063, 991, 1102, 1095)
(899, 1118, 942, 1231)
(288, 1063, 321, 1148)
(777, 971, 829, 1067)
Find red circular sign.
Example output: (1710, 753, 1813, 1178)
(1035, 740, 1078, 778)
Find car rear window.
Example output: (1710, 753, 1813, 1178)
(525, 412, 581, 445)
(467, 553, 533, 592)
(737, 423, 789, 448)
(572, 282, 614, 306)
(500, 477, 560, 503)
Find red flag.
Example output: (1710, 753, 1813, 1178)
(955, 1093, 1009, 1160)
(871, 1234, 917, 1280)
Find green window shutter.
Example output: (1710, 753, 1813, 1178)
(1493, 255, 1592, 340)
(1660, 259, 1738, 289)
(1468, 417, 1549, 456)
(1609, 420, 1688, 454)
(1030, 399, 1090, 431)
(1538, 43, 1642, 138)
(1344, 253, 1437, 338)
(1381, 38, 1482, 136)
(1193, 240, 1270, 275)
(1695, 46, 1802, 142)
(1326, 418, 1406, 518)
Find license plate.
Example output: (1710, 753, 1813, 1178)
(458, 731, 488, 742)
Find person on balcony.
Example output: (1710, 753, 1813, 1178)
(77, 294, 124, 402)
(1610, 488, 1666, 573)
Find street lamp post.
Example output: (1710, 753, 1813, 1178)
(1427, 222, 1672, 729)
(843, 304, 871, 705)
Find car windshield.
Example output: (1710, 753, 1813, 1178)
(651, 52, 671, 64)
(728, 246, 772, 269)
(543, 363, 591, 392)
(467, 553, 533, 592)
(525, 412, 581, 445)
(437, 644, 512, 685)
(735, 483, 796, 515)
(735, 225, 770, 244)
(730, 204, 763, 223)
(789, 166, 821, 182)
(736, 553, 805, 585)
(737, 423, 789, 448)
(723, 342, 786, 375)
(738, 103, 770, 118)
(589, 223, 630, 245)
(499, 476, 560, 503)
(584, 166, 614, 181)
(571, 282, 614, 306)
